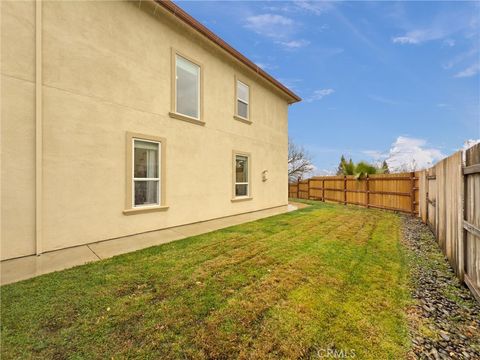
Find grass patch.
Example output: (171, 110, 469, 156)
(1, 202, 411, 359)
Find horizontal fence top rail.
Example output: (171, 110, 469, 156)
(310, 176, 418, 181)
(464, 221, 480, 238)
(463, 164, 480, 175)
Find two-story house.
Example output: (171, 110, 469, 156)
(1, 0, 300, 262)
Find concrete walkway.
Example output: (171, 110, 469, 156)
(288, 201, 310, 210)
(1, 204, 304, 286)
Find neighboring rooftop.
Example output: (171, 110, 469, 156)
(154, 0, 302, 104)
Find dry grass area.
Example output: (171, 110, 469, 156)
(1, 202, 410, 359)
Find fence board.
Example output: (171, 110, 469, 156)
(427, 167, 437, 232)
(418, 170, 427, 223)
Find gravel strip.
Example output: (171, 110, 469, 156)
(402, 215, 480, 360)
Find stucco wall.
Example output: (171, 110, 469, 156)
(1, 0, 290, 259)
(1, 1, 37, 260)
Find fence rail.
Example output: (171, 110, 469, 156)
(289, 172, 420, 215)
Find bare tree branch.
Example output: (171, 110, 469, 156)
(288, 138, 314, 182)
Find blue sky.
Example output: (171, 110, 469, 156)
(177, 0, 480, 173)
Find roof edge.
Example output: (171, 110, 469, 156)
(153, 0, 301, 104)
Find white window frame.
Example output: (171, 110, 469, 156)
(235, 78, 251, 122)
(232, 151, 252, 201)
(132, 138, 161, 208)
(173, 51, 203, 121)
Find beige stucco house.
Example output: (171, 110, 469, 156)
(1, 0, 300, 261)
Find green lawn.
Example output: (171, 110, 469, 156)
(1, 202, 411, 359)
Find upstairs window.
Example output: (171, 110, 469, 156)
(175, 54, 200, 119)
(235, 154, 250, 197)
(236, 80, 250, 120)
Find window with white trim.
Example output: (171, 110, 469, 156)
(236, 80, 249, 119)
(133, 139, 160, 207)
(176, 54, 200, 119)
(235, 154, 249, 197)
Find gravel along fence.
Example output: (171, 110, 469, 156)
(402, 215, 480, 360)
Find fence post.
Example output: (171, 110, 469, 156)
(410, 171, 415, 215)
(308, 178, 311, 200)
(297, 178, 300, 199)
(322, 179, 325, 202)
(366, 174, 370, 208)
(344, 175, 347, 205)
(426, 190, 429, 224)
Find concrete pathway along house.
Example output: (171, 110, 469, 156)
(1, 203, 307, 285)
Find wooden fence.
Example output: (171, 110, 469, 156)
(289, 172, 420, 215)
(418, 143, 480, 301)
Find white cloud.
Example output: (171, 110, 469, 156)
(392, 12, 477, 45)
(363, 137, 480, 172)
(262, 4, 293, 13)
(443, 39, 456, 47)
(244, 14, 309, 50)
(392, 29, 446, 45)
(255, 62, 278, 71)
(385, 136, 445, 172)
(362, 150, 384, 160)
(277, 78, 302, 91)
(442, 47, 478, 70)
(275, 39, 310, 49)
(315, 168, 336, 176)
(461, 139, 480, 162)
(463, 139, 480, 150)
(389, 6, 480, 79)
(244, 14, 295, 40)
(454, 63, 480, 78)
(263, 0, 335, 16)
(294, 0, 334, 15)
(392, 36, 418, 45)
(306, 88, 335, 102)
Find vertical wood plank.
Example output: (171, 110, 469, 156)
(366, 174, 370, 208)
(464, 144, 480, 299)
(308, 178, 311, 200)
(322, 179, 325, 202)
(459, 163, 465, 280)
(410, 171, 415, 216)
